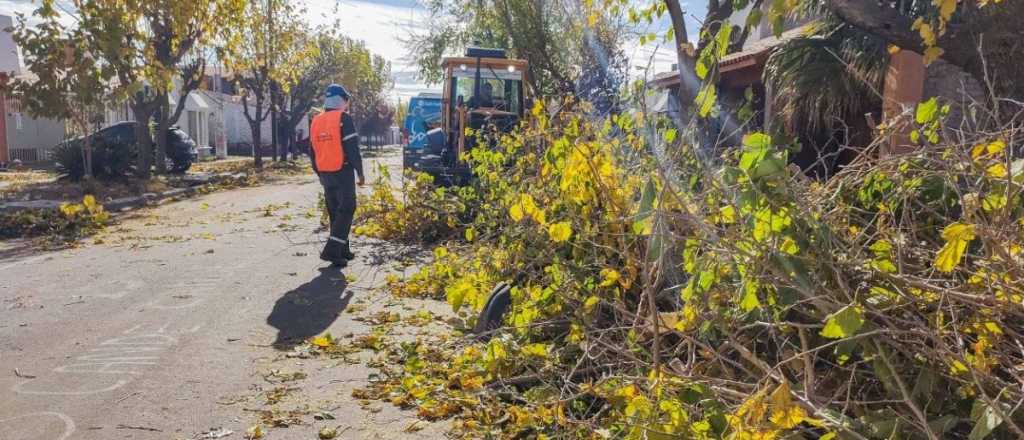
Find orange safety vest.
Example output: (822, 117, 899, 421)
(310, 110, 345, 172)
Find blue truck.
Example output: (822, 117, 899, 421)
(402, 92, 442, 173)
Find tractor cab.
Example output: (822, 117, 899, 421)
(407, 47, 529, 184)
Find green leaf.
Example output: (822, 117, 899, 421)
(695, 83, 717, 118)
(739, 281, 760, 312)
(742, 132, 771, 150)
(916, 97, 939, 124)
(745, 9, 763, 28)
(714, 25, 733, 58)
(820, 305, 865, 339)
(633, 177, 656, 235)
(695, 59, 709, 80)
(969, 400, 1004, 440)
(664, 128, 677, 143)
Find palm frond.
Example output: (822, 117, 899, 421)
(764, 23, 888, 140)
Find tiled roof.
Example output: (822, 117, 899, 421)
(649, 23, 817, 87)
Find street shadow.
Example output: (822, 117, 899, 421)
(267, 266, 352, 350)
(0, 239, 44, 263)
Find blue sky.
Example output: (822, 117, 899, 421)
(2, 0, 706, 100)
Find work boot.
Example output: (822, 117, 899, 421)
(340, 243, 355, 261)
(320, 238, 346, 267)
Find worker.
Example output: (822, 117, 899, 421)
(471, 82, 495, 108)
(309, 84, 364, 267)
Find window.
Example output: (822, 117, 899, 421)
(14, 112, 22, 130)
(450, 67, 523, 115)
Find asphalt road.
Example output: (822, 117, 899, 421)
(0, 148, 450, 439)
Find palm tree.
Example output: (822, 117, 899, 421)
(763, 15, 889, 177)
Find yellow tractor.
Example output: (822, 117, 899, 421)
(404, 47, 529, 184)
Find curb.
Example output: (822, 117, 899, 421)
(0, 173, 232, 215)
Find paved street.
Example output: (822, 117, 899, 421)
(0, 148, 449, 439)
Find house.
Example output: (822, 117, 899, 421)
(103, 67, 302, 160)
(1, 14, 67, 167)
(649, 11, 815, 134)
(650, 8, 984, 163)
(102, 69, 232, 160)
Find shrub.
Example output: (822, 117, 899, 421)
(0, 195, 110, 240)
(52, 138, 134, 180)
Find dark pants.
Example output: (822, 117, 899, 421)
(321, 167, 357, 247)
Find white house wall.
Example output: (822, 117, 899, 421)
(0, 15, 22, 75)
(4, 98, 67, 162)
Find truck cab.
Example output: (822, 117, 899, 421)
(401, 92, 442, 171)
(404, 47, 529, 184)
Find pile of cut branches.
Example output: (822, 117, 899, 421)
(355, 97, 1024, 439)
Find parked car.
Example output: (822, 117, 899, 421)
(56, 121, 198, 176)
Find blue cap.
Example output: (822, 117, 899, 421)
(325, 84, 350, 109)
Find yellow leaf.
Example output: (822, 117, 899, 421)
(769, 382, 808, 429)
(318, 426, 338, 439)
(520, 194, 537, 215)
(599, 269, 621, 287)
(548, 222, 573, 242)
(780, 236, 799, 255)
(521, 343, 550, 358)
(950, 359, 969, 375)
(770, 405, 806, 429)
(434, 246, 449, 258)
(923, 46, 944, 65)
(887, 44, 901, 55)
(583, 295, 600, 313)
(60, 202, 83, 217)
(311, 335, 333, 348)
(986, 140, 1006, 155)
(247, 424, 265, 439)
(718, 205, 737, 224)
(82, 194, 98, 211)
(936, 0, 957, 20)
(971, 143, 987, 159)
(509, 202, 524, 222)
(986, 163, 1008, 178)
(820, 305, 865, 339)
(531, 208, 547, 225)
(914, 19, 937, 46)
(933, 223, 975, 272)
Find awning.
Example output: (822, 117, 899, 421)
(187, 93, 210, 110)
(168, 92, 211, 110)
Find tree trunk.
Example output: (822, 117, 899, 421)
(252, 123, 262, 169)
(241, 87, 265, 170)
(154, 91, 170, 174)
(81, 121, 93, 181)
(271, 107, 279, 162)
(130, 95, 155, 180)
(665, 0, 694, 125)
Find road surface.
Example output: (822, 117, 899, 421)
(0, 148, 450, 439)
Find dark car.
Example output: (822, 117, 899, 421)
(62, 121, 198, 173)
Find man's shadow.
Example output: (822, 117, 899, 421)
(267, 266, 353, 350)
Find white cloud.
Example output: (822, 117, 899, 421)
(297, 0, 434, 101)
